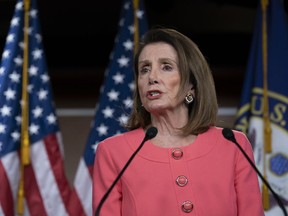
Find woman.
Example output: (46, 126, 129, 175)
(93, 28, 264, 215)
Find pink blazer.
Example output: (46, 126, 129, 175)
(93, 127, 264, 216)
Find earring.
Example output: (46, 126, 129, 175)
(185, 93, 194, 104)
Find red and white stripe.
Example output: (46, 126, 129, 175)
(0, 132, 76, 216)
(72, 158, 93, 216)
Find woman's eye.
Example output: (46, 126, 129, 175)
(163, 64, 173, 71)
(139, 66, 150, 74)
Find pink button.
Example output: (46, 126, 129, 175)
(172, 148, 183, 160)
(176, 175, 188, 187)
(182, 200, 194, 213)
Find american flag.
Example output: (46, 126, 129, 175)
(0, 0, 75, 215)
(71, 0, 148, 215)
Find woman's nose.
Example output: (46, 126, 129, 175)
(148, 69, 159, 85)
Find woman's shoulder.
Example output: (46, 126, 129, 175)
(206, 126, 247, 138)
(97, 128, 144, 150)
(206, 126, 251, 150)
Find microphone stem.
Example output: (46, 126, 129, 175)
(232, 139, 288, 216)
(95, 136, 149, 216)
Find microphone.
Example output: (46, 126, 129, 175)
(95, 126, 158, 216)
(222, 128, 288, 216)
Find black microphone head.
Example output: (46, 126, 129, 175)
(145, 127, 158, 140)
(222, 128, 236, 142)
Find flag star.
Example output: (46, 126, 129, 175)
(47, 113, 57, 124)
(107, 89, 120, 101)
(2, 50, 10, 59)
(115, 130, 122, 135)
(118, 114, 129, 125)
(0, 142, 2, 152)
(6, 34, 15, 43)
(0, 105, 12, 117)
(38, 89, 48, 100)
(123, 39, 133, 51)
(113, 72, 125, 84)
(27, 84, 34, 93)
(4, 88, 16, 100)
(11, 131, 20, 141)
(19, 41, 25, 50)
(24, 27, 33, 35)
(29, 9, 38, 18)
(41, 74, 49, 83)
(124, 2, 130, 10)
(9, 71, 21, 82)
(28, 65, 38, 76)
(15, 115, 22, 125)
(102, 106, 114, 118)
(35, 34, 42, 42)
(0, 123, 6, 134)
(136, 10, 144, 19)
(32, 48, 43, 60)
(32, 106, 43, 118)
(123, 97, 133, 108)
(14, 56, 23, 66)
(129, 82, 135, 91)
(128, 25, 135, 34)
(29, 123, 39, 135)
(117, 55, 129, 67)
(0, 67, 5, 75)
(91, 142, 99, 153)
(96, 124, 108, 136)
(11, 17, 20, 27)
(16, 2, 23, 10)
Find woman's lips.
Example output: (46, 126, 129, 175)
(146, 90, 162, 99)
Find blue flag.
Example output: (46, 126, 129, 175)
(0, 0, 75, 215)
(234, 0, 288, 214)
(72, 0, 148, 215)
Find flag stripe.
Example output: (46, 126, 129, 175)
(24, 164, 47, 216)
(1, 152, 21, 214)
(0, 160, 14, 216)
(30, 137, 68, 216)
(69, 188, 86, 216)
(43, 133, 73, 215)
(74, 159, 93, 216)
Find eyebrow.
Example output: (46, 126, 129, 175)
(139, 57, 177, 65)
(158, 57, 177, 64)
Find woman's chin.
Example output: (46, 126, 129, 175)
(146, 105, 169, 114)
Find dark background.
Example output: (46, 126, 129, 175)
(1, 0, 287, 108)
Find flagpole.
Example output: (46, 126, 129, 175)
(133, 0, 139, 53)
(18, 0, 31, 214)
(261, 0, 271, 210)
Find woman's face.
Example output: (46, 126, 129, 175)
(137, 42, 188, 114)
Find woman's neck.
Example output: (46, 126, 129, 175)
(148, 111, 196, 148)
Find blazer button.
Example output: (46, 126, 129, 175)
(176, 175, 188, 187)
(182, 200, 194, 213)
(172, 148, 183, 160)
